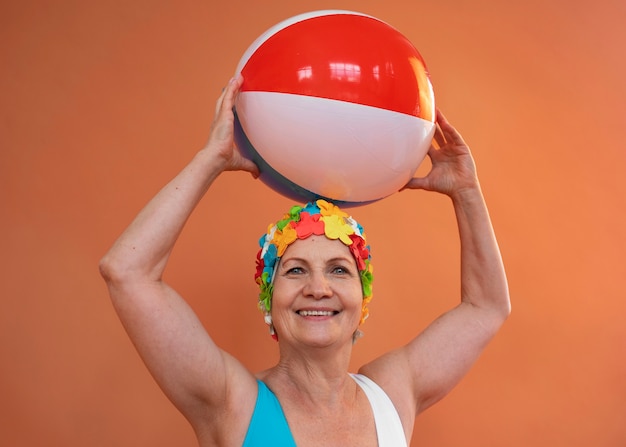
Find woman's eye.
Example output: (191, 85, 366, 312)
(286, 267, 304, 275)
(332, 266, 349, 275)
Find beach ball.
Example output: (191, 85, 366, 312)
(233, 10, 435, 206)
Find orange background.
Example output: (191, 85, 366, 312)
(2, 1, 625, 445)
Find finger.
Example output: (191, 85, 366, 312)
(219, 79, 236, 113)
(214, 84, 228, 117)
(433, 123, 446, 148)
(214, 76, 242, 117)
(244, 159, 261, 178)
(401, 175, 429, 191)
(226, 76, 244, 105)
(225, 75, 243, 100)
(436, 109, 466, 146)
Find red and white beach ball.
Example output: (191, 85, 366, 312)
(233, 10, 436, 206)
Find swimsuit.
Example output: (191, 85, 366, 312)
(243, 378, 295, 447)
(242, 373, 407, 446)
(351, 374, 408, 447)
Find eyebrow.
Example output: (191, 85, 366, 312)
(280, 255, 356, 266)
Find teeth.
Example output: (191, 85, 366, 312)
(298, 310, 335, 317)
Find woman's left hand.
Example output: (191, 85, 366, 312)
(403, 109, 478, 199)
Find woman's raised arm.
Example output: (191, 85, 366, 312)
(99, 76, 259, 428)
(362, 110, 510, 426)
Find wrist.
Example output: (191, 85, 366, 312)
(186, 148, 232, 188)
(195, 146, 230, 171)
(449, 180, 484, 206)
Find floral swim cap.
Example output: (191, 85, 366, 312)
(255, 199, 373, 325)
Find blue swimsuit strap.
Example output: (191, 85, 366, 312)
(242, 380, 297, 447)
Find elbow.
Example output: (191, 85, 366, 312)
(476, 287, 511, 328)
(98, 254, 124, 307)
(99, 252, 140, 308)
(99, 248, 161, 293)
(496, 288, 512, 322)
(99, 250, 133, 286)
(99, 252, 119, 284)
(490, 276, 511, 322)
(503, 283, 512, 316)
(480, 292, 511, 337)
(504, 295, 512, 318)
(465, 280, 511, 322)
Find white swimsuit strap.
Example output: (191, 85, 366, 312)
(351, 373, 408, 447)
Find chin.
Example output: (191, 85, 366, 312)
(297, 331, 353, 349)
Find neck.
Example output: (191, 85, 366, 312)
(266, 343, 356, 405)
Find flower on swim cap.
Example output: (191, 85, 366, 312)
(255, 199, 374, 325)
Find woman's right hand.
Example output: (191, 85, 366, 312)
(205, 75, 260, 176)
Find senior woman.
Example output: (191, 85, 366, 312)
(99, 76, 510, 446)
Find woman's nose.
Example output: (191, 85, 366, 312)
(303, 271, 332, 298)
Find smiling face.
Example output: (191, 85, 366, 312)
(255, 200, 374, 329)
(270, 235, 364, 348)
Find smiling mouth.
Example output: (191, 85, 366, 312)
(297, 310, 338, 317)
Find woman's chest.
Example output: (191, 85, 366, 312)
(282, 392, 378, 447)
